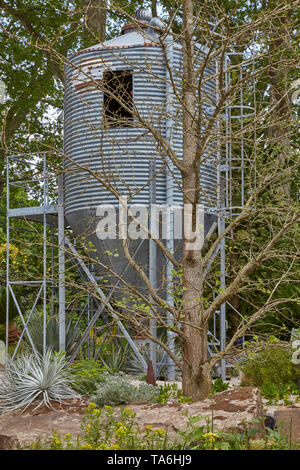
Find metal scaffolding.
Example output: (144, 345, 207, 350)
(6, 152, 63, 359)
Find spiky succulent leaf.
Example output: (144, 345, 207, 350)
(0, 349, 80, 413)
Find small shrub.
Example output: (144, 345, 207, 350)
(157, 383, 192, 403)
(70, 358, 107, 395)
(238, 344, 298, 387)
(91, 372, 160, 407)
(31, 403, 171, 450)
(99, 341, 128, 374)
(212, 378, 229, 394)
(27, 315, 81, 356)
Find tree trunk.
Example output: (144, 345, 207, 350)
(83, 0, 106, 43)
(182, 298, 212, 400)
(151, 0, 157, 18)
(181, 0, 212, 401)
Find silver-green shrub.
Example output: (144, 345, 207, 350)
(91, 372, 160, 407)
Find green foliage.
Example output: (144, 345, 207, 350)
(157, 383, 192, 404)
(91, 372, 160, 407)
(260, 382, 299, 405)
(0, 323, 5, 342)
(70, 358, 107, 396)
(238, 344, 298, 387)
(0, 284, 23, 325)
(176, 413, 234, 450)
(0, 349, 79, 412)
(212, 378, 230, 394)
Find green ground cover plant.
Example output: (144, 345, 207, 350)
(236, 339, 300, 404)
(260, 382, 299, 405)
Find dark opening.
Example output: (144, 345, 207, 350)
(103, 70, 133, 127)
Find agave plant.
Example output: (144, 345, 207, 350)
(0, 349, 80, 413)
(27, 314, 81, 356)
(99, 340, 129, 374)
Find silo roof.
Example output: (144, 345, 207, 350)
(72, 30, 160, 57)
(71, 31, 212, 59)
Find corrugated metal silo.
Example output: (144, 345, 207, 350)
(63, 9, 218, 297)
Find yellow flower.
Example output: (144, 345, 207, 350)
(107, 444, 122, 450)
(203, 432, 217, 442)
(80, 443, 93, 450)
(115, 426, 128, 437)
(145, 425, 153, 431)
(124, 407, 133, 413)
(98, 443, 109, 450)
(88, 402, 97, 409)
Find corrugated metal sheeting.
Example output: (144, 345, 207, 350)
(64, 30, 218, 218)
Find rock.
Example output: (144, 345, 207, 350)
(0, 387, 264, 449)
(0, 398, 90, 449)
(125, 386, 265, 442)
(0, 434, 21, 450)
(274, 406, 300, 443)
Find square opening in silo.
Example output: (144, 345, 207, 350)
(103, 69, 133, 127)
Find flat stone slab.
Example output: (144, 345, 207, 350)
(274, 406, 300, 443)
(0, 398, 90, 449)
(127, 386, 265, 440)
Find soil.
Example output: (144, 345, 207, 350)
(1, 397, 91, 417)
